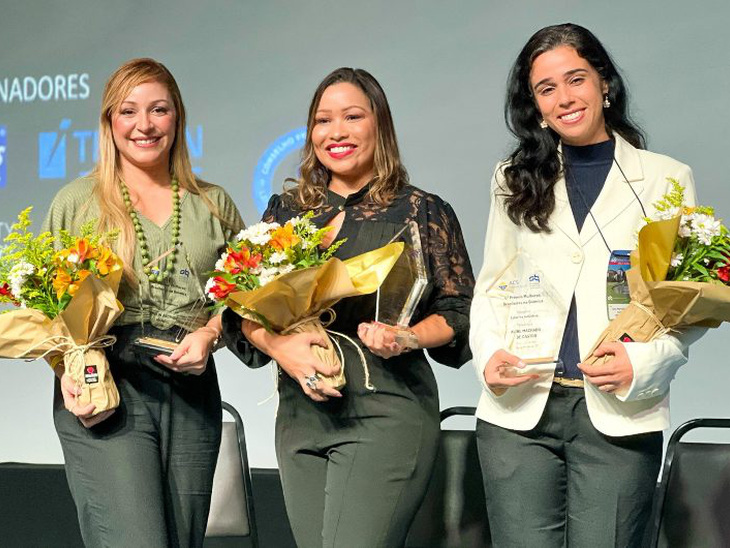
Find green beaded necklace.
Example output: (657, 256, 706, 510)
(120, 180, 181, 283)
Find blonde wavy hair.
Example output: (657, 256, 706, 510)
(91, 58, 219, 284)
(288, 67, 409, 209)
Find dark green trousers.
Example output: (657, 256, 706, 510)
(275, 376, 440, 548)
(53, 325, 222, 548)
(477, 384, 662, 548)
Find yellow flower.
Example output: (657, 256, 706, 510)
(270, 224, 300, 251)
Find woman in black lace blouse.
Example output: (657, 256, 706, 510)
(222, 67, 474, 547)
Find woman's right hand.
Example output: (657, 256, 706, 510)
(483, 349, 539, 395)
(60, 373, 114, 428)
(266, 332, 343, 402)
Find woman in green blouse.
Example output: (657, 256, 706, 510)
(42, 58, 243, 548)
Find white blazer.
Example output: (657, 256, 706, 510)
(470, 134, 703, 437)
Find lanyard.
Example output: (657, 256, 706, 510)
(564, 156, 646, 254)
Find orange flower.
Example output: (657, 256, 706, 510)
(95, 247, 121, 276)
(69, 238, 92, 264)
(54, 268, 93, 299)
(53, 249, 70, 266)
(53, 269, 72, 299)
(209, 276, 237, 299)
(270, 224, 299, 251)
(225, 246, 263, 274)
(67, 270, 92, 296)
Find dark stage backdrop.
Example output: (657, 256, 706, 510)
(1, 0, 729, 467)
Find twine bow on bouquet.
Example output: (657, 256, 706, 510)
(207, 212, 403, 390)
(0, 207, 125, 416)
(583, 179, 730, 377)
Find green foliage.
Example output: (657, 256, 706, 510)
(0, 207, 121, 318)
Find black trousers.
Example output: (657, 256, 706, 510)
(53, 325, 222, 548)
(275, 378, 440, 548)
(477, 384, 662, 548)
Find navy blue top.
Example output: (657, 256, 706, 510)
(557, 139, 615, 379)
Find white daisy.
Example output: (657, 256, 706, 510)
(690, 213, 721, 246)
(258, 267, 280, 287)
(268, 251, 287, 265)
(678, 216, 693, 238)
(214, 252, 229, 272)
(8, 261, 34, 299)
(237, 222, 279, 246)
(656, 206, 681, 222)
(204, 277, 218, 299)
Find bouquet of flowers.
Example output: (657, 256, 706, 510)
(584, 179, 730, 369)
(0, 207, 124, 415)
(207, 212, 403, 389)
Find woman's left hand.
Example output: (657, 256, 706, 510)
(578, 341, 634, 394)
(357, 322, 406, 359)
(154, 327, 218, 375)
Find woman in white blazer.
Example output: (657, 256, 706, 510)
(470, 23, 702, 547)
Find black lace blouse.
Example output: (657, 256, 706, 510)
(221, 183, 474, 414)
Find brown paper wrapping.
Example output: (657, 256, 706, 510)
(282, 318, 346, 389)
(0, 272, 124, 415)
(225, 242, 403, 389)
(583, 217, 730, 366)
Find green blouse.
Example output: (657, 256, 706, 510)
(42, 176, 244, 331)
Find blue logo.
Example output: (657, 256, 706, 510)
(39, 119, 72, 178)
(39, 120, 204, 179)
(252, 127, 306, 214)
(528, 273, 540, 283)
(0, 125, 6, 189)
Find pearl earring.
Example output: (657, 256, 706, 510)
(603, 94, 611, 108)
(539, 119, 548, 129)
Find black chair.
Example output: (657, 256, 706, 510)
(0, 462, 84, 547)
(406, 406, 491, 548)
(648, 418, 730, 548)
(205, 401, 259, 547)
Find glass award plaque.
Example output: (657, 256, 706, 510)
(375, 221, 428, 349)
(487, 250, 567, 364)
(133, 245, 210, 355)
(134, 296, 208, 355)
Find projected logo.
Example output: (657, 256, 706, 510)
(38, 120, 205, 179)
(0, 125, 6, 189)
(252, 127, 306, 214)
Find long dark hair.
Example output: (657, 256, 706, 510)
(289, 67, 409, 209)
(502, 23, 646, 232)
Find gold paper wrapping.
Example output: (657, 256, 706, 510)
(225, 242, 404, 389)
(583, 217, 730, 372)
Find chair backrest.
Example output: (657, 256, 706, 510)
(406, 407, 491, 548)
(206, 401, 258, 546)
(649, 418, 730, 548)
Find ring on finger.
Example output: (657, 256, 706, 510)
(304, 374, 319, 390)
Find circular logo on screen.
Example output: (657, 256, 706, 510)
(252, 127, 307, 214)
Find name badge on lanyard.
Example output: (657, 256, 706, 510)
(606, 249, 632, 320)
